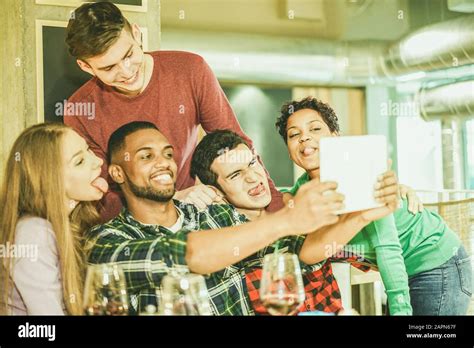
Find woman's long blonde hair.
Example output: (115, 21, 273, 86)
(0, 123, 100, 315)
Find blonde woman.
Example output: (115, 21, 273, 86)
(0, 123, 108, 315)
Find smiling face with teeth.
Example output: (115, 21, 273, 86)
(109, 128, 178, 203)
(286, 109, 338, 174)
(211, 144, 271, 210)
(77, 27, 148, 96)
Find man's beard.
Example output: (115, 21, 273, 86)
(125, 175, 175, 202)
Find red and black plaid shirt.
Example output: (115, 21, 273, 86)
(245, 253, 374, 315)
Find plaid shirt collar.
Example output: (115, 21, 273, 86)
(118, 199, 200, 232)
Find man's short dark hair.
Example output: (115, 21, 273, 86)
(276, 97, 340, 143)
(66, 1, 133, 60)
(107, 121, 159, 164)
(191, 130, 249, 189)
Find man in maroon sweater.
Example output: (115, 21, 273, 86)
(64, 2, 283, 221)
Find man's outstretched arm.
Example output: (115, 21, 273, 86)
(186, 180, 344, 274)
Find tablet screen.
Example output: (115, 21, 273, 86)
(320, 135, 387, 214)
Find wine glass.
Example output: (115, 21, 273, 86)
(158, 273, 212, 315)
(260, 253, 306, 316)
(83, 263, 129, 316)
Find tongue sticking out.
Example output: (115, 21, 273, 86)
(249, 183, 265, 196)
(303, 148, 315, 156)
(91, 177, 109, 194)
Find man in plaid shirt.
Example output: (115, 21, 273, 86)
(191, 130, 401, 314)
(85, 121, 350, 315)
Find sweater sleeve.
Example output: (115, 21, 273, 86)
(365, 216, 413, 315)
(63, 93, 105, 162)
(193, 56, 284, 212)
(12, 217, 66, 315)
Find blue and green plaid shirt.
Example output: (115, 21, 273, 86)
(85, 200, 316, 315)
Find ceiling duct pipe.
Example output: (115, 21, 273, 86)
(382, 15, 474, 76)
(162, 15, 474, 86)
(418, 80, 474, 120)
(161, 29, 386, 86)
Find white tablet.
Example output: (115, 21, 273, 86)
(319, 135, 387, 214)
